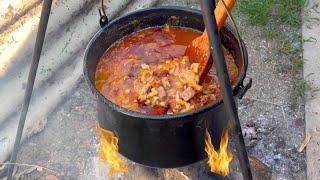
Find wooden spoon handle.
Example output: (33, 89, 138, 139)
(215, 0, 236, 31)
(202, 0, 235, 38)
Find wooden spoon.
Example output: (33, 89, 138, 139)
(185, 0, 236, 82)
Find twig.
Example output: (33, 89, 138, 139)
(268, 106, 287, 136)
(0, 163, 61, 176)
(298, 134, 312, 152)
(242, 97, 283, 107)
(281, 106, 286, 122)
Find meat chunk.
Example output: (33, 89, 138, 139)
(150, 106, 167, 115)
(181, 87, 196, 101)
(154, 69, 169, 78)
(157, 86, 166, 98)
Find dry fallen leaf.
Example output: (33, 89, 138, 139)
(297, 134, 312, 153)
(46, 174, 58, 180)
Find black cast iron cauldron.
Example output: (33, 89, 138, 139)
(84, 6, 251, 168)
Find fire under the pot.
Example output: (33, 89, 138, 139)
(97, 128, 128, 177)
(97, 126, 233, 178)
(96, 126, 273, 179)
(204, 128, 233, 177)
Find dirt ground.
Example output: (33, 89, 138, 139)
(234, 8, 306, 180)
(6, 0, 306, 179)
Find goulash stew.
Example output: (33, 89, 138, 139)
(95, 26, 238, 115)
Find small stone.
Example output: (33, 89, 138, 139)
(243, 126, 258, 140)
(75, 92, 80, 97)
(274, 154, 281, 160)
(36, 167, 43, 172)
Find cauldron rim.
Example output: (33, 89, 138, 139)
(83, 6, 248, 121)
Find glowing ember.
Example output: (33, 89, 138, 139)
(97, 128, 128, 177)
(204, 128, 233, 177)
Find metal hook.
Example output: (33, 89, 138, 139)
(99, 0, 109, 28)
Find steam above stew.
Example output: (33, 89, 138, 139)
(95, 26, 238, 115)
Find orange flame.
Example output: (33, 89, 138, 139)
(204, 128, 233, 177)
(97, 128, 128, 178)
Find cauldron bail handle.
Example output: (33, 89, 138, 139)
(99, 0, 109, 28)
(220, 0, 252, 99)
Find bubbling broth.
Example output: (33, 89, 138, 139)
(95, 26, 238, 115)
